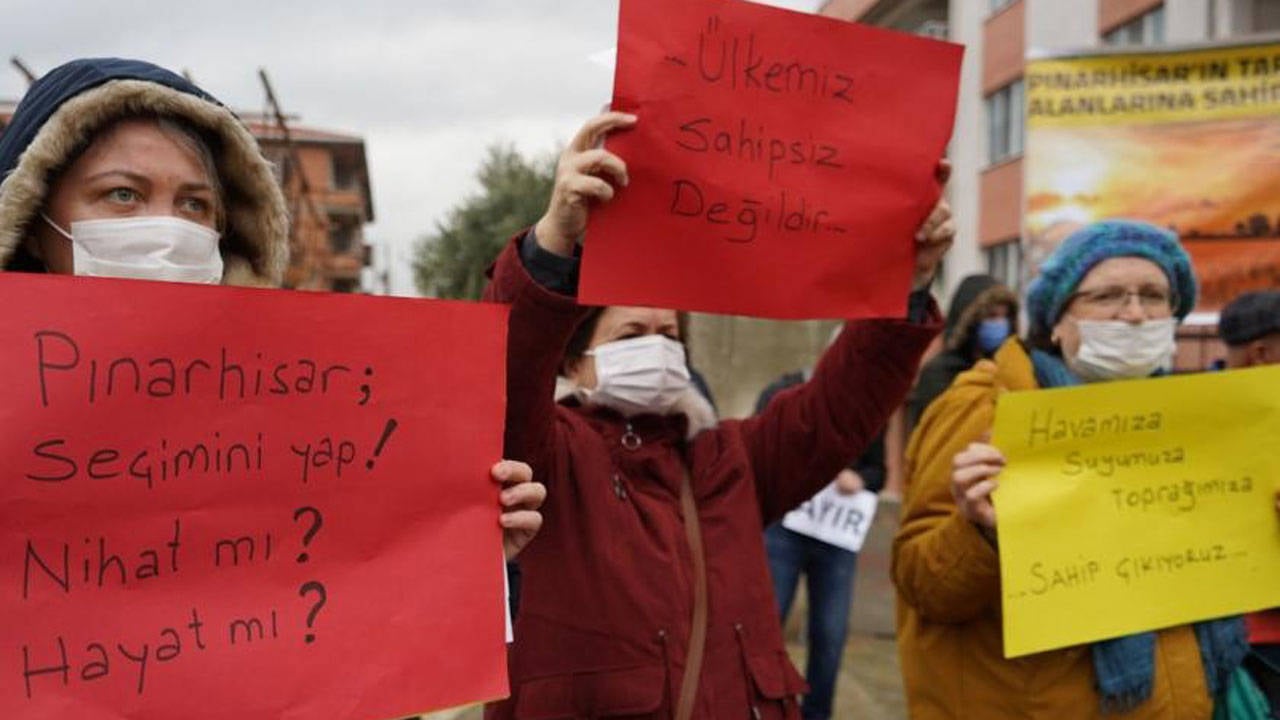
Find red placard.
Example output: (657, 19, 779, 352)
(582, 0, 963, 319)
(0, 274, 510, 719)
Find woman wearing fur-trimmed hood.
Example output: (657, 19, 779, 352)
(0, 57, 288, 285)
(0, 58, 551, 567)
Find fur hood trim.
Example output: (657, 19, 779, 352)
(0, 77, 288, 286)
(946, 284, 1020, 352)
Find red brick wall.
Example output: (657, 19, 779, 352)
(983, 0, 1025, 94)
(1099, 0, 1163, 33)
(980, 158, 1023, 246)
(818, 0, 882, 21)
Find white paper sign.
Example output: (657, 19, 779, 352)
(781, 484, 879, 553)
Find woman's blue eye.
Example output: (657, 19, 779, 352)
(180, 197, 210, 214)
(107, 187, 140, 203)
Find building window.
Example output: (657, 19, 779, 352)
(985, 240, 1023, 291)
(1256, 1, 1280, 33)
(331, 152, 361, 192)
(989, 0, 1016, 14)
(1103, 5, 1165, 46)
(329, 216, 359, 254)
(986, 79, 1024, 165)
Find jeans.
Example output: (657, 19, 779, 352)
(764, 523, 858, 720)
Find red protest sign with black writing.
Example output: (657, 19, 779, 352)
(581, 0, 963, 319)
(0, 274, 510, 719)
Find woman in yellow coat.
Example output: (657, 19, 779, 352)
(892, 220, 1261, 719)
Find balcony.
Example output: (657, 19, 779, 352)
(325, 252, 365, 281)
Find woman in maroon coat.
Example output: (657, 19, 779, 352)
(484, 112, 953, 720)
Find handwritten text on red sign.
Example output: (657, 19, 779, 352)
(1, 275, 510, 720)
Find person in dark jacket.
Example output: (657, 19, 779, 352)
(906, 273, 1018, 429)
(0, 58, 544, 559)
(757, 369, 886, 720)
(482, 110, 953, 720)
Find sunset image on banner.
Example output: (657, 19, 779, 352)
(1024, 42, 1280, 312)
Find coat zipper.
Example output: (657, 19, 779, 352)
(621, 422, 642, 451)
(734, 624, 764, 720)
(616, 423, 639, 499)
(658, 629, 677, 720)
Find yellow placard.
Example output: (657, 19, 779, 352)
(1027, 42, 1280, 128)
(990, 365, 1280, 658)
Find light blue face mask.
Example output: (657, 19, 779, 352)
(976, 317, 1011, 354)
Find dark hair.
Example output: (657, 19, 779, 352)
(1027, 323, 1060, 356)
(6, 239, 44, 272)
(564, 307, 607, 366)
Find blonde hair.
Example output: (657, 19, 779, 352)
(154, 115, 226, 232)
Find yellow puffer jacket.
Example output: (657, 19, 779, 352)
(892, 340, 1213, 720)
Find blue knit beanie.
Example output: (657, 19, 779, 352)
(1026, 219, 1197, 337)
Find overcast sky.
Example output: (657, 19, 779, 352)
(0, 0, 816, 295)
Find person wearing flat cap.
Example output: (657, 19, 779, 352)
(894, 220, 1267, 719)
(1220, 290, 1280, 369)
(1220, 289, 1280, 715)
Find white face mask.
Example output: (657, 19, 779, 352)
(584, 334, 692, 416)
(1066, 318, 1177, 382)
(43, 214, 224, 284)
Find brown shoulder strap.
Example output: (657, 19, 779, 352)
(675, 469, 708, 720)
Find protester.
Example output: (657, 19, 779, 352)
(0, 58, 287, 285)
(0, 57, 544, 559)
(758, 365, 886, 720)
(894, 219, 1267, 718)
(507, 337, 717, 618)
(1219, 289, 1280, 715)
(1221, 290, 1280, 369)
(482, 110, 952, 719)
(906, 273, 1018, 429)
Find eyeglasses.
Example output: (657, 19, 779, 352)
(1067, 285, 1175, 314)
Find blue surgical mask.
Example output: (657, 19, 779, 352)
(976, 318, 1011, 354)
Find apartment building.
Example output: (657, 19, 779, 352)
(822, 0, 1280, 299)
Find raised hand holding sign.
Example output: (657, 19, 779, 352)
(576, 0, 963, 318)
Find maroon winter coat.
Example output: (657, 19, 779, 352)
(484, 237, 940, 719)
